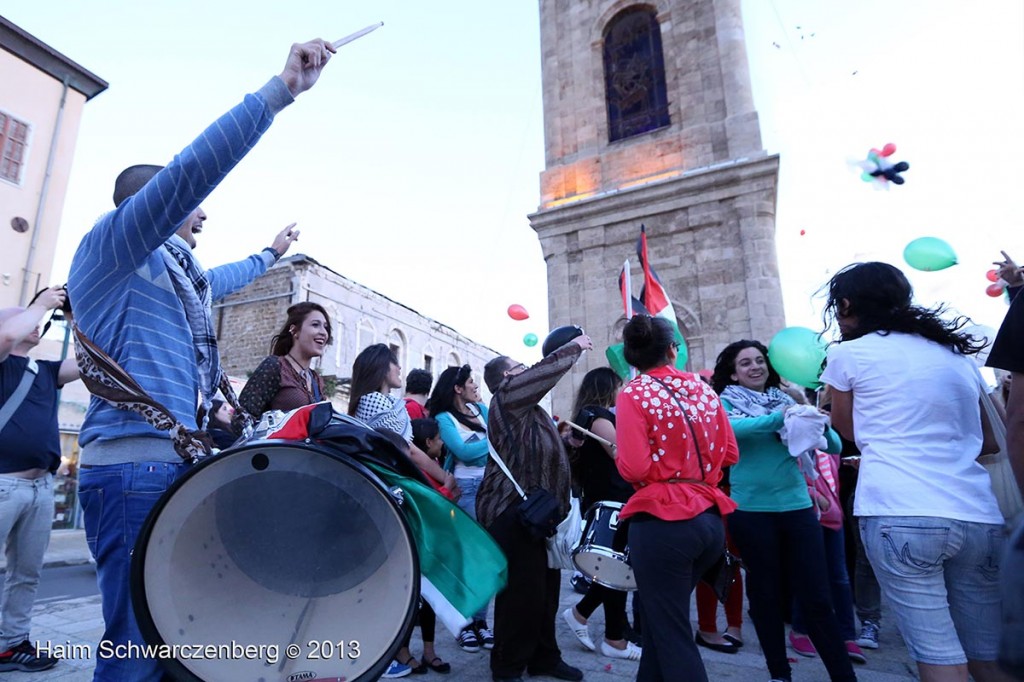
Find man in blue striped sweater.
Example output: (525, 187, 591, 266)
(67, 38, 336, 681)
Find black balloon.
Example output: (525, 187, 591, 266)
(542, 325, 584, 357)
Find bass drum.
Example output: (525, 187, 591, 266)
(131, 441, 419, 682)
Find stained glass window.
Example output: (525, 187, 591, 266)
(603, 7, 670, 142)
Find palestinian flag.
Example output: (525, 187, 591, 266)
(634, 224, 688, 367)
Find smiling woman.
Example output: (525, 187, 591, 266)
(236, 302, 333, 431)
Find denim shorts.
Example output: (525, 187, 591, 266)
(860, 516, 1004, 665)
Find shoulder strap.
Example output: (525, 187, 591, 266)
(650, 376, 706, 480)
(0, 359, 38, 433)
(486, 438, 527, 500)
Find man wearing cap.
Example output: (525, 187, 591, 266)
(67, 38, 335, 680)
(478, 331, 593, 682)
(0, 286, 79, 672)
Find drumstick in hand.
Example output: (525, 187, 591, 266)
(332, 22, 384, 49)
(563, 420, 614, 449)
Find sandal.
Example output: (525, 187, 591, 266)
(399, 654, 428, 675)
(427, 656, 451, 674)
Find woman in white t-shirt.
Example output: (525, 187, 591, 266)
(820, 262, 1005, 682)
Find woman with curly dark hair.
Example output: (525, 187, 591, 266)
(713, 339, 856, 682)
(820, 262, 1004, 682)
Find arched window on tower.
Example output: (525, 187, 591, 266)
(603, 6, 670, 142)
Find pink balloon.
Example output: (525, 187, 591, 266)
(507, 304, 529, 321)
(880, 143, 897, 157)
(986, 269, 1000, 282)
(986, 283, 1005, 297)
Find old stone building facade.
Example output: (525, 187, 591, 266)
(531, 0, 786, 413)
(215, 254, 500, 410)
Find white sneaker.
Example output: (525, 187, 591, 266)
(600, 640, 642, 660)
(561, 607, 595, 651)
(856, 620, 880, 649)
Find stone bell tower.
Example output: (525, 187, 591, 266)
(530, 0, 785, 413)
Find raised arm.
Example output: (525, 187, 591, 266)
(71, 40, 334, 293)
(499, 337, 591, 414)
(208, 223, 300, 300)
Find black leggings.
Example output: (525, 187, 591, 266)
(576, 582, 627, 640)
(401, 601, 437, 647)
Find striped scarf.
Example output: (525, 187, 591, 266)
(162, 234, 221, 422)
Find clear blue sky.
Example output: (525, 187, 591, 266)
(3, 1, 1022, 362)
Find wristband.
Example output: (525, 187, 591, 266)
(262, 247, 281, 262)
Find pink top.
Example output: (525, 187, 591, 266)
(616, 366, 739, 521)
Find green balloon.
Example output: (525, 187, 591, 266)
(523, 333, 538, 347)
(903, 237, 957, 272)
(768, 327, 826, 389)
(606, 343, 630, 380)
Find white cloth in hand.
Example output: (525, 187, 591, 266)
(779, 404, 830, 481)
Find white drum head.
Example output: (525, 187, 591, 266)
(133, 443, 417, 681)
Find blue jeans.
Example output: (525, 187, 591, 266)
(79, 462, 186, 681)
(455, 475, 489, 625)
(792, 526, 857, 641)
(0, 475, 53, 651)
(860, 516, 1004, 665)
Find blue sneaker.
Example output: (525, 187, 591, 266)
(382, 659, 412, 678)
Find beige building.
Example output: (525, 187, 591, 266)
(0, 16, 107, 308)
(215, 254, 501, 412)
(530, 0, 786, 414)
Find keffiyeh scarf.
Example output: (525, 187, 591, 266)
(162, 234, 221, 421)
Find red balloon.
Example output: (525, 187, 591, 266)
(986, 283, 1005, 297)
(986, 269, 1000, 282)
(507, 304, 529, 321)
(880, 143, 897, 157)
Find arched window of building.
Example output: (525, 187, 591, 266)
(388, 328, 408, 370)
(603, 6, 670, 142)
(357, 319, 376, 355)
(447, 351, 461, 369)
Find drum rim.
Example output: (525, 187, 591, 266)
(129, 439, 421, 682)
(572, 545, 637, 592)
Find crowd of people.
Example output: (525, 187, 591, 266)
(0, 33, 1021, 682)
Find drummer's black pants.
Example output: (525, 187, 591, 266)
(487, 505, 562, 678)
(628, 510, 724, 682)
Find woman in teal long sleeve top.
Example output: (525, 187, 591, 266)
(726, 403, 842, 513)
(711, 340, 857, 682)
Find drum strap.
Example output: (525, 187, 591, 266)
(71, 321, 250, 463)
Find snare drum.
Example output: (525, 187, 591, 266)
(572, 501, 636, 591)
(131, 440, 419, 681)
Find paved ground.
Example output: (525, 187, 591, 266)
(2, 530, 919, 681)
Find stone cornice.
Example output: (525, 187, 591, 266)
(530, 153, 779, 238)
